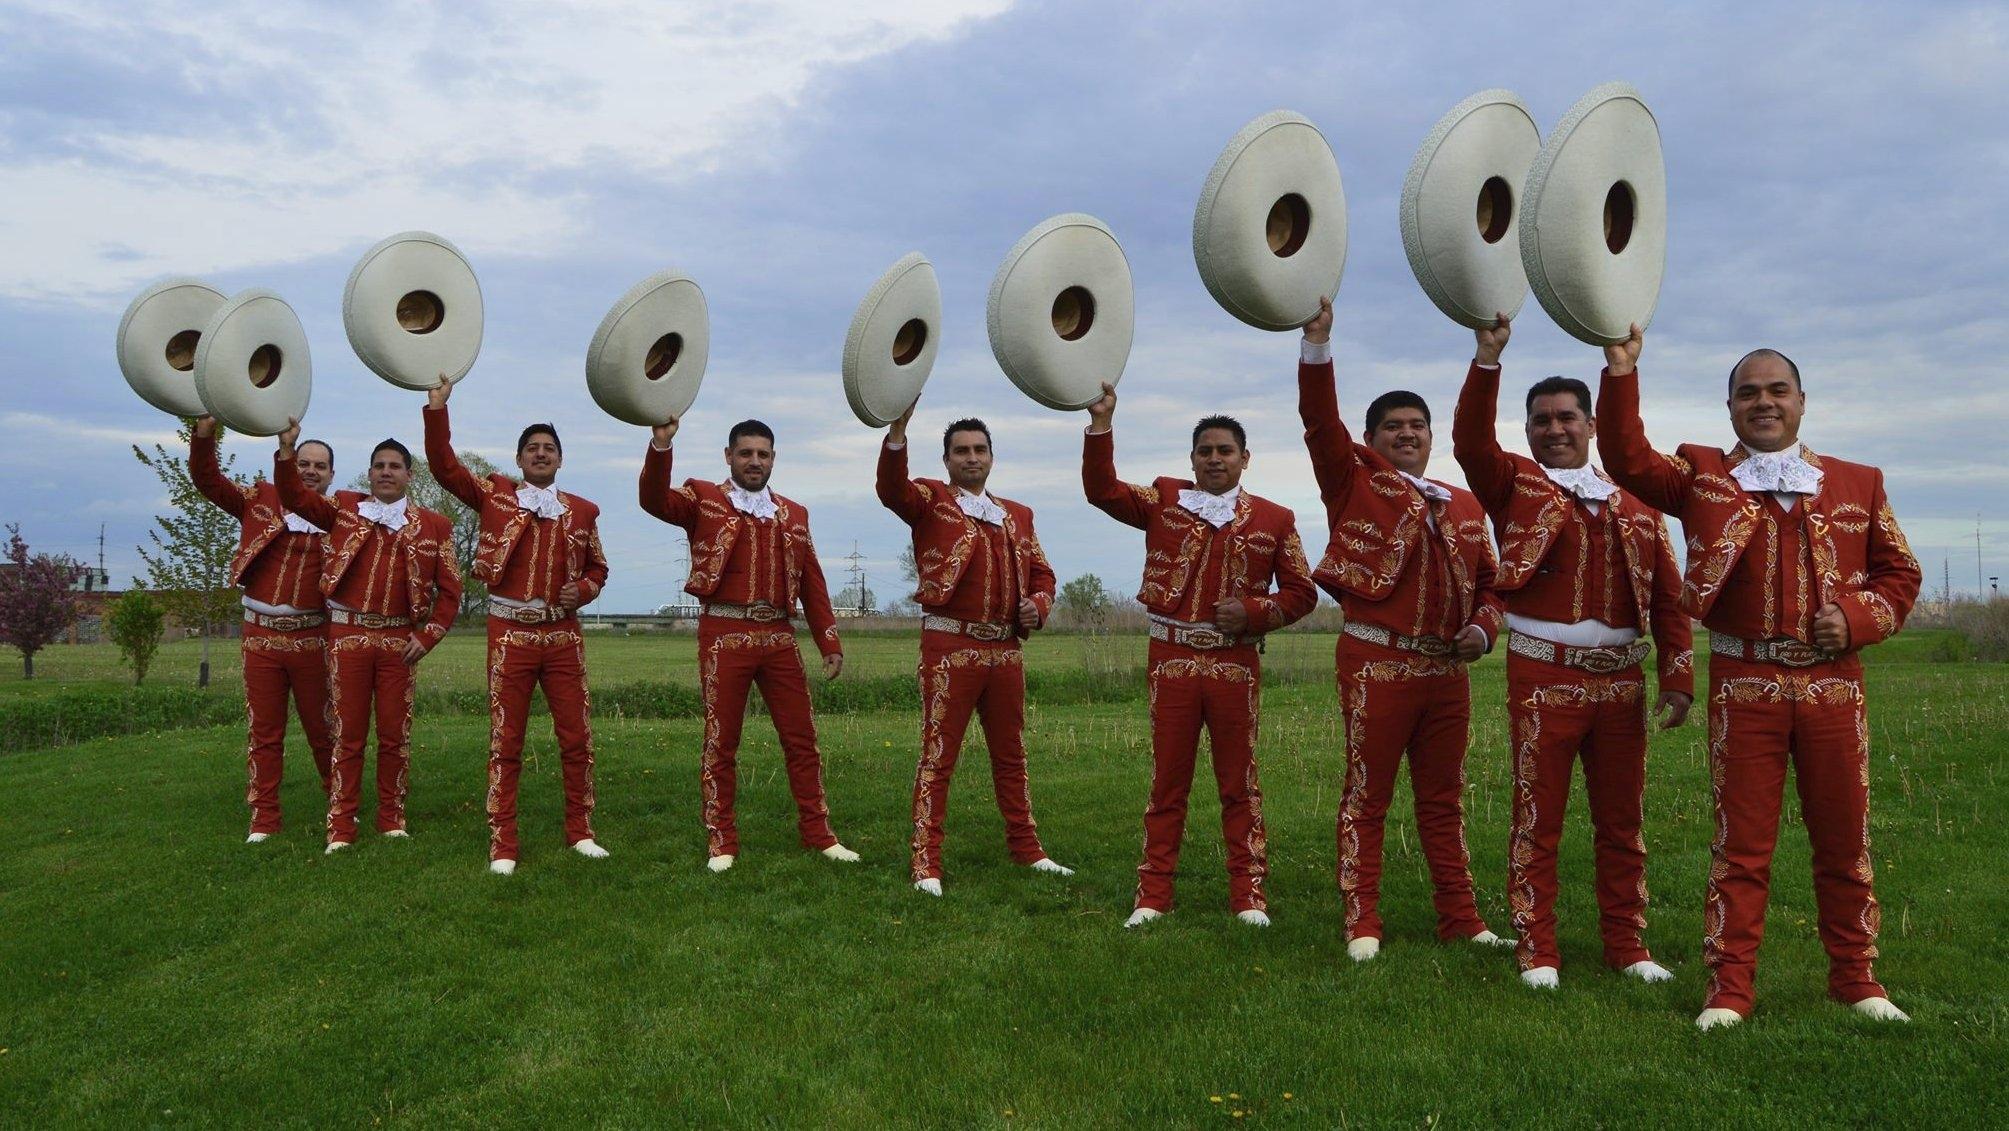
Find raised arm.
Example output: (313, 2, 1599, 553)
(876, 400, 930, 521)
(1296, 296, 1359, 518)
(1450, 316, 1517, 514)
(189, 417, 249, 519)
(421, 384, 488, 511)
(637, 420, 698, 530)
(274, 419, 339, 531)
(1081, 383, 1153, 530)
(1835, 470, 1923, 651)
(1593, 326, 1692, 515)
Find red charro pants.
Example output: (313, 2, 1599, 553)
(697, 619, 838, 858)
(325, 623, 416, 843)
(485, 618, 596, 862)
(241, 621, 333, 835)
(1505, 652, 1652, 972)
(908, 631, 1045, 881)
(1703, 653, 1884, 1014)
(1335, 636, 1487, 942)
(1135, 639, 1268, 914)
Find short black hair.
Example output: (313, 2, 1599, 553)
(298, 439, 334, 466)
(1366, 390, 1431, 433)
(1524, 376, 1592, 417)
(517, 423, 561, 454)
(942, 418, 992, 457)
(1728, 348, 1803, 394)
(370, 438, 412, 469)
(728, 420, 775, 447)
(1191, 414, 1247, 451)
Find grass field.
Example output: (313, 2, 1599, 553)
(1, 630, 2003, 1126)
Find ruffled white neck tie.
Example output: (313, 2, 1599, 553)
(956, 489, 1007, 526)
(1543, 464, 1618, 502)
(1177, 486, 1240, 528)
(283, 511, 325, 535)
(516, 483, 565, 519)
(1399, 471, 1452, 504)
(1732, 447, 1822, 496)
(358, 497, 409, 532)
(727, 484, 778, 520)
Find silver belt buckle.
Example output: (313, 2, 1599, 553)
(1770, 639, 1825, 667)
(1184, 627, 1229, 650)
(749, 604, 784, 623)
(1411, 634, 1453, 658)
(1573, 647, 1626, 675)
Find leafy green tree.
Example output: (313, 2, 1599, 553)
(1057, 573, 1113, 632)
(134, 420, 237, 688)
(107, 590, 165, 685)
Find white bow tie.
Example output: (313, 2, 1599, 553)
(1543, 464, 1618, 503)
(727, 484, 777, 520)
(1733, 448, 1822, 496)
(1399, 471, 1453, 505)
(516, 483, 565, 520)
(1177, 486, 1240, 528)
(358, 497, 408, 532)
(283, 511, 325, 535)
(956, 490, 1007, 526)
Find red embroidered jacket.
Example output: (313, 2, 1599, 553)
(1596, 368, 1920, 649)
(1082, 429, 1317, 633)
(637, 442, 841, 657)
(876, 440, 1056, 634)
(190, 435, 324, 609)
(276, 455, 463, 651)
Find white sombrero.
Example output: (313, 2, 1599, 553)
(117, 278, 227, 417)
(1519, 83, 1667, 346)
(986, 213, 1134, 411)
(585, 269, 710, 427)
(1193, 110, 1348, 331)
(843, 253, 941, 428)
(1400, 90, 1541, 328)
(343, 231, 484, 389)
(192, 289, 312, 437)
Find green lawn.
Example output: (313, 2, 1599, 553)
(0, 633, 2002, 1126)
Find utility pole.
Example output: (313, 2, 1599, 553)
(1979, 514, 1986, 599)
(844, 542, 869, 615)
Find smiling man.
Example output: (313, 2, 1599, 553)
(190, 416, 335, 843)
(879, 398, 1072, 897)
(639, 414, 858, 873)
(1597, 326, 1921, 1030)
(1452, 315, 1693, 992)
(425, 378, 611, 876)
(277, 422, 462, 854)
(1297, 296, 1511, 962)
(1084, 382, 1316, 929)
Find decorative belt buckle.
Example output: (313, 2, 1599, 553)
(969, 622, 1010, 642)
(1773, 640, 1824, 667)
(270, 615, 303, 633)
(1413, 635, 1452, 657)
(749, 604, 784, 623)
(358, 613, 385, 629)
(1575, 648, 1625, 675)
(1186, 627, 1228, 650)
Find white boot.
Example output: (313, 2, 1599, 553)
(1695, 1007, 1743, 1031)
(382, 829, 409, 839)
(1030, 857, 1074, 876)
(707, 854, 736, 874)
(1124, 907, 1164, 929)
(324, 841, 352, 855)
(1470, 929, 1516, 948)
(1520, 966, 1560, 990)
(1852, 997, 1909, 1022)
(1236, 909, 1271, 928)
(914, 878, 943, 897)
(572, 839, 609, 859)
(1623, 960, 1674, 984)
(245, 832, 270, 844)
(822, 844, 860, 863)
(489, 859, 516, 876)
(1348, 936, 1381, 962)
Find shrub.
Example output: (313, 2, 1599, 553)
(1947, 597, 2009, 662)
(107, 592, 166, 685)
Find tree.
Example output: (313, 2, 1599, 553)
(881, 544, 921, 616)
(107, 590, 165, 685)
(135, 419, 240, 688)
(835, 580, 876, 613)
(0, 524, 83, 678)
(1057, 573, 1113, 632)
(350, 451, 497, 614)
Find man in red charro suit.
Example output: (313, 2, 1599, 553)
(1297, 296, 1511, 961)
(1596, 325, 1920, 1029)
(277, 421, 462, 853)
(639, 415, 858, 873)
(190, 416, 334, 842)
(425, 379, 611, 875)
(1082, 382, 1316, 929)
(878, 399, 1072, 896)
(1451, 314, 1694, 990)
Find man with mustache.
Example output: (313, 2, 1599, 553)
(1452, 314, 1693, 991)
(425, 378, 611, 876)
(1596, 325, 1920, 1029)
(1083, 381, 1316, 929)
(1297, 296, 1511, 961)
(639, 414, 859, 872)
(277, 421, 462, 853)
(879, 398, 1073, 896)
(190, 416, 335, 843)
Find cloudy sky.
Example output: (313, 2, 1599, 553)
(5, 0, 2006, 610)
